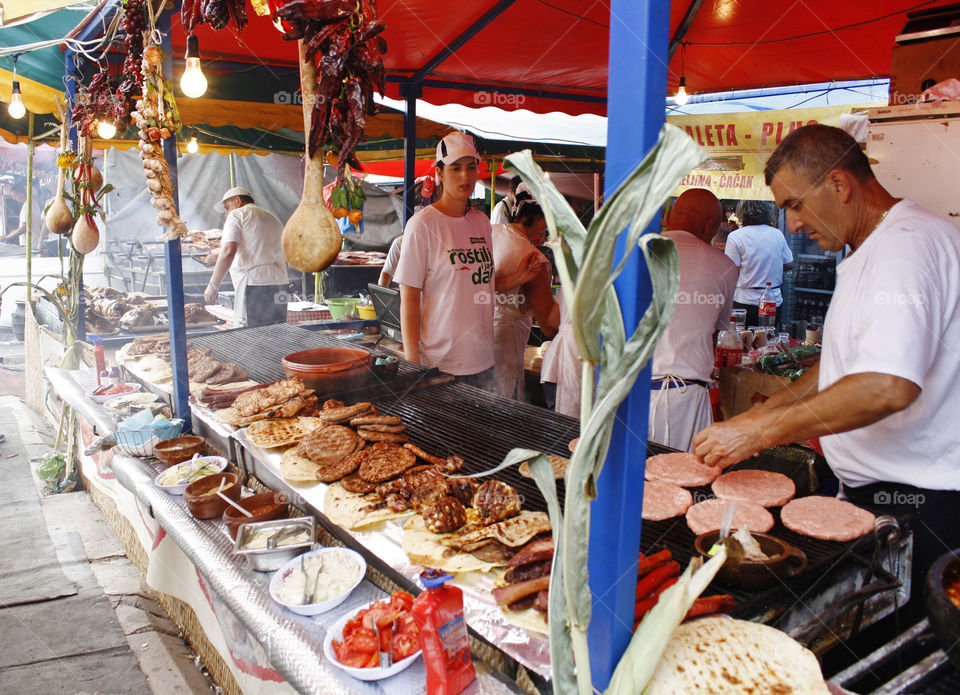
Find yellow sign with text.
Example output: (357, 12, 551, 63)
(667, 103, 881, 201)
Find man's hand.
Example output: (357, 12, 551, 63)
(204, 284, 218, 305)
(692, 418, 761, 469)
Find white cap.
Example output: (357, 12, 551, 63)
(435, 131, 480, 165)
(214, 186, 251, 213)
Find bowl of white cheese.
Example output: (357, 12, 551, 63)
(269, 547, 366, 616)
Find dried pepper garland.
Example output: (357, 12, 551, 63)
(275, 0, 386, 217)
(181, 0, 248, 33)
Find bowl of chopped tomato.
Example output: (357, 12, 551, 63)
(90, 381, 141, 404)
(323, 591, 422, 681)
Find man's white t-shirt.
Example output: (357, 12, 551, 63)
(221, 204, 288, 287)
(725, 224, 793, 306)
(819, 199, 960, 490)
(394, 206, 495, 375)
(18, 197, 43, 248)
(382, 235, 402, 278)
(490, 198, 511, 225)
(653, 230, 738, 381)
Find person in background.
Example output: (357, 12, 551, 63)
(649, 189, 738, 451)
(394, 131, 495, 389)
(539, 289, 580, 417)
(694, 123, 960, 620)
(378, 235, 403, 286)
(205, 187, 289, 328)
(711, 203, 738, 251)
(0, 183, 47, 250)
(724, 199, 793, 327)
(492, 184, 559, 400)
(490, 175, 521, 225)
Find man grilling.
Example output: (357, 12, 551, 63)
(693, 124, 960, 618)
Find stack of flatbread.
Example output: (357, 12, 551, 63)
(246, 417, 325, 449)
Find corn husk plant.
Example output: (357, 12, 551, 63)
(473, 124, 726, 694)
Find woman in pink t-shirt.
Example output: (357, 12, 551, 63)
(393, 132, 496, 389)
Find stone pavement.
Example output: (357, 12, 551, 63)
(0, 364, 215, 694)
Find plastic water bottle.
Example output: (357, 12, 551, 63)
(714, 314, 744, 375)
(758, 282, 776, 328)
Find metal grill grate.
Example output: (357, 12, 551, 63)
(188, 323, 428, 384)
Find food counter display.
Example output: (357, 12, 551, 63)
(46, 365, 524, 695)
(47, 321, 944, 694)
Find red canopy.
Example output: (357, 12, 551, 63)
(170, 1, 957, 117)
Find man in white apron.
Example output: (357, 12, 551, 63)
(205, 187, 289, 327)
(649, 189, 738, 451)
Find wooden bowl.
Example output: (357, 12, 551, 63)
(695, 530, 807, 590)
(154, 435, 205, 467)
(222, 491, 289, 539)
(183, 473, 241, 519)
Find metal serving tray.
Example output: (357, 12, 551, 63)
(233, 516, 317, 572)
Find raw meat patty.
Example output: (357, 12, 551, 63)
(642, 480, 694, 521)
(780, 496, 876, 542)
(645, 453, 721, 487)
(685, 499, 774, 536)
(711, 469, 796, 508)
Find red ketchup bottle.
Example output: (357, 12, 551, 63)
(412, 569, 476, 695)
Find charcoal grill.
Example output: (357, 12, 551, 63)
(189, 323, 911, 679)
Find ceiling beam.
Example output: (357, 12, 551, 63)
(410, 0, 518, 83)
(668, 0, 705, 60)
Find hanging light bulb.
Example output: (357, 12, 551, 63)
(97, 119, 117, 139)
(180, 35, 207, 98)
(8, 56, 25, 119)
(8, 81, 25, 119)
(186, 131, 199, 154)
(674, 76, 689, 106)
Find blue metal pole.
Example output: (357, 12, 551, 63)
(587, 0, 668, 689)
(158, 11, 192, 432)
(401, 82, 421, 226)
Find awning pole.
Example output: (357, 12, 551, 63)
(588, 0, 668, 688)
(401, 82, 421, 226)
(26, 111, 34, 294)
(158, 9, 192, 432)
(593, 171, 600, 214)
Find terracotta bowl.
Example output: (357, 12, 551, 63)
(925, 549, 960, 670)
(222, 491, 289, 539)
(154, 435, 205, 467)
(281, 347, 372, 393)
(695, 530, 807, 590)
(183, 473, 241, 519)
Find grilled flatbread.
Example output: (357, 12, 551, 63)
(442, 512, 552, 551)
(324, 482, 416, 529)
(402, 515, 503, 573)
(519, 454, 569, 480)
(278, 448, 323, 483)
(246, 417, 325, 449)
(645, 617, 830, 694)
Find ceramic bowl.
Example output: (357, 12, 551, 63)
(183, 472, 241, 519)
(222, 491, 289, 539)
(695, 530, 807, 590)
(154, 435, 205, 467)
(926, 549, 960, 670)
(153, 455, 228, 495)
(323, 598, 421, 680)
(90, 382, 141, 404)
(269, 547, 366, 615)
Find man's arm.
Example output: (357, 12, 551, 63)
(752, 362, 820, 411)
(0, 223, 25, 243)
(783, 262, 794, 272)
(693, 370, 919, 468)
(399, 284, 422, 364)
(204, 241, 238, 304)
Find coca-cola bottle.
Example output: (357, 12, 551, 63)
(714, 314, 744, 375)
(758, 282, 776, 328)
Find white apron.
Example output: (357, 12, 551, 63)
(647, 378, 712, 452)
